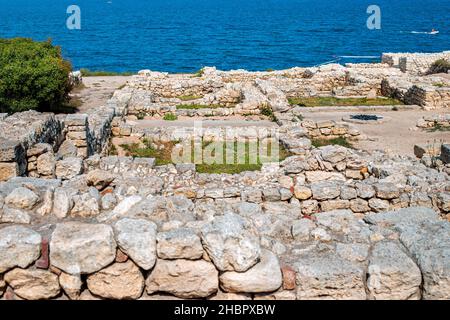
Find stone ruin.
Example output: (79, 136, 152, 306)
(0, 51, 449, 300)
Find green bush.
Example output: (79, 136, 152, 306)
(0, 38, 72, 113)
(429, 59, 450, 74)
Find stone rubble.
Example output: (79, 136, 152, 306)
(0, 53, 449, 300)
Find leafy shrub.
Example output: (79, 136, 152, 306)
(429, 59, 450, 74)
(0, 38, 73, 113)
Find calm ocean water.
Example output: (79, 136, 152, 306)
(0, 0, 448, 72)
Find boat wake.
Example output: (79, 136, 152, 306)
(401, 31, 439, 35)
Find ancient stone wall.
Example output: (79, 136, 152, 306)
(0, 144, 449, 299)
(382, 51, 450, 75)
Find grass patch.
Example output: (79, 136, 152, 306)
(192, 69, 204, 78)
(119, 139, 291, 174)
(195, 141, 291, 174)
(311, 137, 354, 148)
(288, 96, 404, 107)
(163, 112, 178, 121)
(178, 95, 203, 101)
(176, 104, 222, 110)
(80, 68, 133, 77)
(433, 82, 446, 88)
(426, 124, 450, 132)
(120, 140, 176, 165)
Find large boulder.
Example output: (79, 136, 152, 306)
(87, 261, 144, 299)
(364, 207, 450, 300)
(5, 187, 39, 209)
(50, 222, 116, 274)
(294, 251, 367, 300)
(367, 241, 421, 300)
(0, 225, 41, 273)
(4, 268, 60, 300)
(113, 218, 157, 270)
(146, 259, 219, 298)
(156, 227, 204, 260)
(201, 213, 261, 272)
(219, 250, 282, 293)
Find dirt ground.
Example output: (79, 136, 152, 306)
(71, 76, 131, 113)
(302, 109, 449, 156)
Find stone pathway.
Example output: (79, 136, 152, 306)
(71, 76, 131, 113)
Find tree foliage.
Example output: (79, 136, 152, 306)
(0, 38, 72, 113)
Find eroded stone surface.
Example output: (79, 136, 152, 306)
(146, 259, 219, 298)
(87, 261, 144, 300)
(0, 226, 41, 273)
(50, 222, 116, 274)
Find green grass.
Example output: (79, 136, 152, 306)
(288, 96, 404, 107)
(163, 112, 178, 121)
(260, 105, 277, 122)
(176, 104, 223, 110)
(196, 141, 291, 174)
(433, 83, 446, 88)
(192, 69, 204, 78)
(120, 140, 176, 166)
(80, 68, 133, 77)
(311, 137, 354, 148)
(119, 139, 291, 174)
(178, 95, 203, 101)
(426, 124, 450, 132)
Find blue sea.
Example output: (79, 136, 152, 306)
(0, 0, 448, 72)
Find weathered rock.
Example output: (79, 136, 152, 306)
(57, 140, 78, 159)
(368, 198, 390, 212)
(0, 162, 19, 182)
(55, 157, 83, 180)
(319, 145, 348, 163)
(350, 198, 371, 213)
(50, 222, 116, 274)
(157, 228, 204, 260)
(86, 169, 115, 190)
(0, 206, 31, 224)
(293, 185, 312, 200)
(52, 187, 73, 219)
(108, 195, 143, 220)
(301, 200, 319, 215)
(0, 226, 41, 273)
(113, 218, 157, 270)
(70, 193, 100, 217)
(201, 213, 261, 272)
(220, 250, 282, 293)
(59, 272, 82, 300)
(146, 259, 218, 298)
(311, 181, 340, 201)
(87, 261, 144, 300)
(295, 251, 366, 300)
(37, 152, 56, 177)
(356, 183, 375, 199)
(374, 182, 400, 200)
(5, 187, 39, 209)
(365, 207, 450, 300)
(367, 241, 421, 300)
(4, 268, 60, 300)
(320, 199, 350, 212)
(291, 219, 316, 241)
